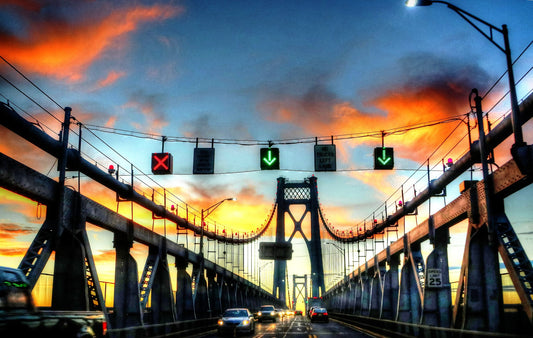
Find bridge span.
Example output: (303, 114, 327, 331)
(1, 90, 533, 337)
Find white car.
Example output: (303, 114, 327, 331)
(217, 308, 255, 335)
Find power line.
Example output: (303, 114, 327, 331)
(84, 114, 467, 146)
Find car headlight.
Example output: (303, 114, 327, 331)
(218, 319, 224, 326)
(257, 312, 261, 316)
(242, 320, 249, 325)
(270, 311, 275, 316)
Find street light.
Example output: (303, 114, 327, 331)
(200, 197, 236, 256)
(406, 0, 526, 157)
(326, 242, 346, 281)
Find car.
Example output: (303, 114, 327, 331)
(257, 305, 277, 322)
(294, 310, 303, 316)
(217, 308, 255, 335)
(309, 307, 329, 323)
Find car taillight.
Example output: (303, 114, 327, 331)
(324, 312, 328, 316)
(102, 321, 107, 336)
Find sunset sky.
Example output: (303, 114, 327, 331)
(0, 0, 532, 303)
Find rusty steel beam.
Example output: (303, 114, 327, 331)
(332, 92, 533, 242)
(331, 156, 531, 288)
(0, 151, 277, 297)
(0, 102, 263, 244)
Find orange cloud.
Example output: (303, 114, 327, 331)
(0, 223, 35, 240)
(95, 70, 126, 89)
(0, 247, 28, 257)
(0, 3, 184, 82)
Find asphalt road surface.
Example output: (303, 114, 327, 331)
(200, 314, 376, 337)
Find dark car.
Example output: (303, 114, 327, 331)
(257, 305, 277, 322)
(309, 307, 329, 323)
(0, 266, 108, 337)
(294, 310, 303, 316)
(217, 308, 255, 335)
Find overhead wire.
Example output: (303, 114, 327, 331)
(1, 39, 532, 243)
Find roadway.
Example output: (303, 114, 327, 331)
(199, 314, 377, 338)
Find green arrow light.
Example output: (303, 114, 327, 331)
(377, 148, 391, 165)
(263, 149, 277, 166)
(374, 147, 394, 169)
(260, 148, 280, 170)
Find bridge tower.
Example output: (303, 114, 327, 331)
(273, 177, 325, 304)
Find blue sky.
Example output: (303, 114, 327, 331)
(0, 0, 532, 291)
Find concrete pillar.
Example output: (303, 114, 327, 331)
(112, 230, 143, 330)
(175, 259, 194, 320)
(207, 270, 220, 317)
(360, 270, 371, 316)
(194, 266, 209, 318)
(369, 264, 385, 318)
(150, 245, 176, 327)
(422, 227, 452, 327)
(381, 254, 399, 320)
(397, 242, 423, 324)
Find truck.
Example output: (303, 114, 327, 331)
(306, 296, 325, 317)
(0, 266, 108, 338)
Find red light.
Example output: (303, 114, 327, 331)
(151, 152, 173, 175)
(102, 321, 107, 335)
(108, 165, 115, 175)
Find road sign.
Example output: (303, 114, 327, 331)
(151, 152, 173, 175)
(259, 241, 292, 260)
(260, 147, 279, 170)
(193, 148, 215, 174)
(374, 147, 394, 170)
(426, 268, 443, 288)
(314, 144, 336, 171)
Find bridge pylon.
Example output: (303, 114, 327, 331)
(273, 177, 325, 303)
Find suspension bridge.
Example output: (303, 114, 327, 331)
(1, 84, 533, 336)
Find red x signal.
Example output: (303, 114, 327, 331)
(151, 153, 173, 175)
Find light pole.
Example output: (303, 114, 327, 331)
(200, 197, 235, 256)
(259, 261, 272, 290)
(406, 0, 526, 158)
(326, 242, 347, 281)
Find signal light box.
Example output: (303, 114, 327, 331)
(260, 147, 279, 170)
(193, 148, 215, 174)
(259, 241, 292, 260)
(151, 152, 173, 175)
(374, 147, 394, 170)
(314, 144, 336, 171)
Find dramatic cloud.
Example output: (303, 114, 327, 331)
(0, 2, 184, 81)
(260, 53, 493, 165)
(95, 70, 126, 89)
(122, 90, 169, 133)
(0, 223, 35, 240)
(0, 247, 28, 257)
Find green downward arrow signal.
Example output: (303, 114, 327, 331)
(263, 149, 277, 166)
(261, 148, 280, 170)
(377, 148, 391, 165)
(374, 147, 394, 169)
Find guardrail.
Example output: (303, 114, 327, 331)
(331, 312, 530, 337)
(107, 317, 218, 338)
